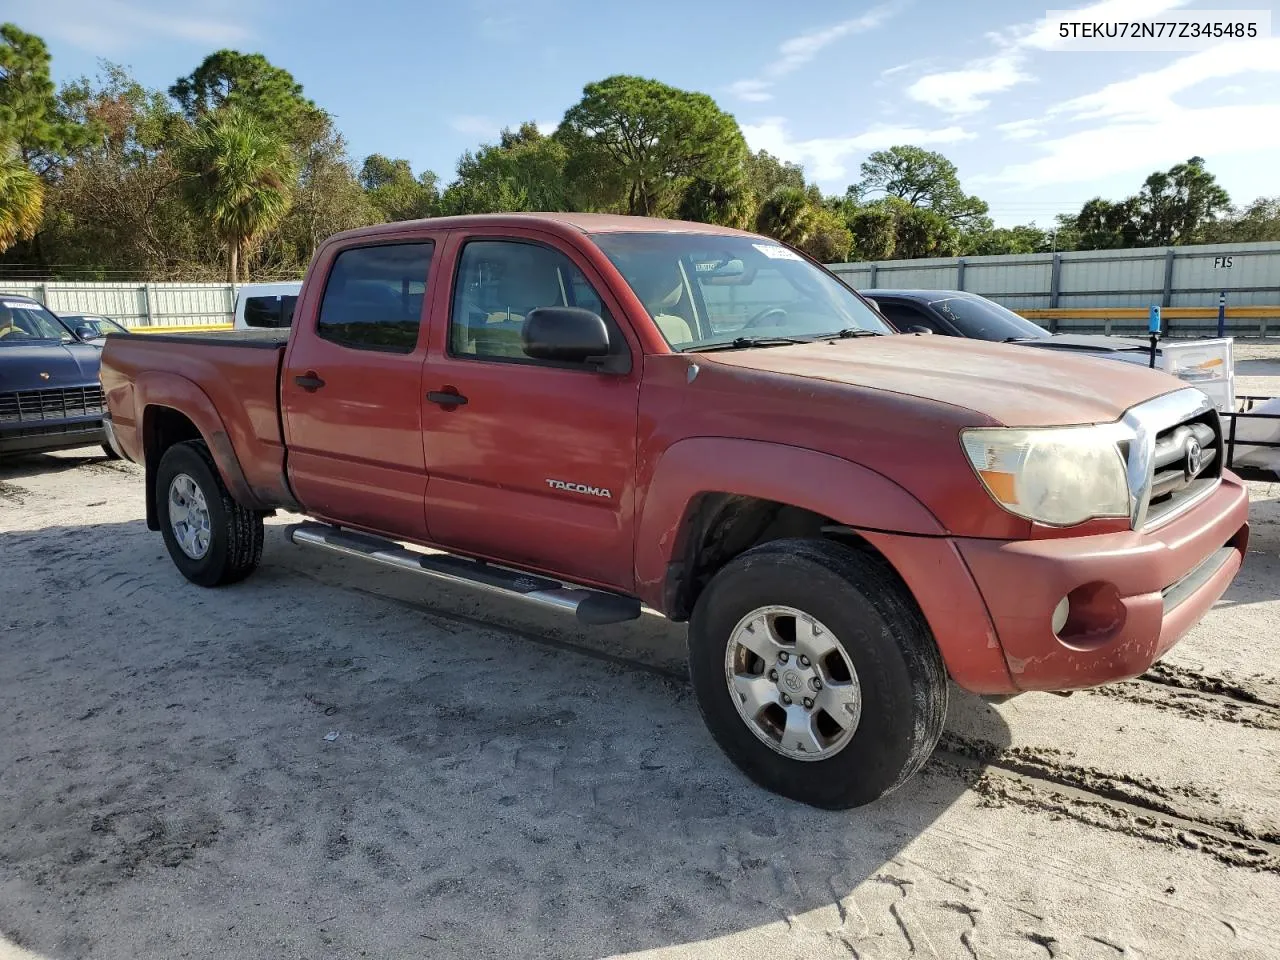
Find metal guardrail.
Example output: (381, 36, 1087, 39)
(1016, 308, 1278, 338)
(1224, 396, 1280, 482)
(125, 323, 234, 334)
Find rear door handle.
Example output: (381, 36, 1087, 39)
(427, 390, 468, 407)
(295, 372, 325, 392)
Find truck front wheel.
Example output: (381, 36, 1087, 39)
(155, 440, 264, 587)
(688, 538, 947, 809)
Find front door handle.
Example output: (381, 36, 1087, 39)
(427, 390, 468, 407)
(295, 372, 326, 392)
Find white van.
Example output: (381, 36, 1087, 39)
(233, 282, 303, 330)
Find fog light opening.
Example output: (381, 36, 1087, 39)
(1055, 581, 1127, 651)
(1051, 596, 1070, 636)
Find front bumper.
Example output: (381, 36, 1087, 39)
(0, 418, 106, 456)
(955, 475, 1249, 691)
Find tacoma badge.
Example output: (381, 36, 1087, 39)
(546, 479, 612, 499)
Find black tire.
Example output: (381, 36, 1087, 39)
(154, 440, 264, 587)
(101, 442, 121, 460)
(688, 537, 947, 809)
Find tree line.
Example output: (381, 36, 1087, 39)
(2, 23, 1277, 282)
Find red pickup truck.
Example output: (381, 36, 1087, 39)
(100, 213, 1249, 809)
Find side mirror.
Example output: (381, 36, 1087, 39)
(906, 325, 934, 335)
(75, 324, 97, 340)
(523, 306, 611, 365)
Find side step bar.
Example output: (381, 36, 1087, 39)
(285, 522, 642, 626)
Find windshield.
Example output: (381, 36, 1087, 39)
(929, 295, 1050, 341)
(0, 299, 73, 344)
(66, 315, 126, 338)
(591, 232, 892, 351)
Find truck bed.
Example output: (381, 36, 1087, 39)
(108, 329, 290, 348)
(100, 330, 294, 510)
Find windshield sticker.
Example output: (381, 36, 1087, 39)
(2, 300, 37, 309)
(752, 243, 803, 261)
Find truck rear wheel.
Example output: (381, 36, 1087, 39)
(155, 440, 264, 587)
(688, 538, 947, 809)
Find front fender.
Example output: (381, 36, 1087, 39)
(133, 371, 266, 514)
(633, 437, 944, 608)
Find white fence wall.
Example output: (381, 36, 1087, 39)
(0, 282, 236, 327)
(827, 241, 1280, 310)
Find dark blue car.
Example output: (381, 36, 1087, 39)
(859, 289, 1054, 341)
(0, 294, 113, 460)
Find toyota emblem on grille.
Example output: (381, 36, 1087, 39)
(1185, 437, 1204, 477)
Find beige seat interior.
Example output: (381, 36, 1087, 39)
(453, 248, 568, 357)
(627, 261, 697, 347)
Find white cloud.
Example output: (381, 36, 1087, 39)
(980, 103, 1280, 189)
(1054, 38, 1280, 121)
(771, 5, 898, 74)
(742, 117, 974, 183)
(728, 79, 774, 103)
(727, 4, 901, 102)
(450, 115, 501, 138)
(979, 38, 1280, 189)
(903, 0, 1192, 115)
(4, 0, 252, 52)
(906, 53, 1029, 114)
(471, 0, 552, 42)
(997, 118, 1043, 141)
(880, 61, 918, 79)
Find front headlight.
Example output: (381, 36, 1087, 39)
(1166, 352, 1225, 384)
(960, 425, 1130, 527)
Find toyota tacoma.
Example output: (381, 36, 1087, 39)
(99, 214, 1249, 809)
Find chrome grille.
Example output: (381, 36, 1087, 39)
(1120, 388, 1222, 530)
(0, 386, 105, 425)
(1146, 413, 1221, 526)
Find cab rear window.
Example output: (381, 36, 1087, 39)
(242, 295, 298, 329)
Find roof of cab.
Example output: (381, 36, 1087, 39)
(326, 212, 759, 246)
(860, 289, 975, 300)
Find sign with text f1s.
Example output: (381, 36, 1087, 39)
(1214, 256, 1234, 268)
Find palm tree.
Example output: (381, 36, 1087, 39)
(755, 185, 813, 247)
(178, 108, 294, 281)
(0, 141, 43, 254)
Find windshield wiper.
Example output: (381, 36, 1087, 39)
(816, 328, 884, 340)
(692, 336, 811, 352)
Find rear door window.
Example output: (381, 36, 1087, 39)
(317, 243, 434, 353)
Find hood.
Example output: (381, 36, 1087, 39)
(698, 334, 1186, 427)
(0, 340, 103, 393)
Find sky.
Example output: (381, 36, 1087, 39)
(7, 0, 1280, 228)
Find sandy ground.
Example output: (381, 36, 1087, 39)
(1, 449, 1279, 960)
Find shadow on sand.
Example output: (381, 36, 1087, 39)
(0, 511, 1012, 959)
